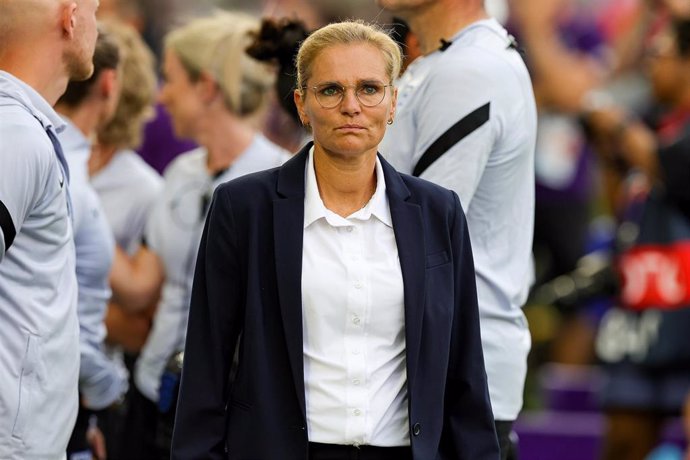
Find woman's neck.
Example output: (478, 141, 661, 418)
(88, 142, 118, 177)
(198, 111, 256, 174)
(312, 146, 377, 218)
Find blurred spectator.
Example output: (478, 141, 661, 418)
(511, 0, 612, 366)
(96, 0, 201, 175)
(583, 16, 690, 460)
(87, 19, 163, 460)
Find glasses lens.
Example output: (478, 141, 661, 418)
(312, 83, 388, 108)
(356, 83, 386, 107)
(314, 84, 343, 108)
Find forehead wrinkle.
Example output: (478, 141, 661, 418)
(309, 43, 388, 87)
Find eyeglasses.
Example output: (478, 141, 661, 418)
(303, 82, 392, 109)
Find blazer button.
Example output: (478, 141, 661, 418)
(412, 423, 421, 436)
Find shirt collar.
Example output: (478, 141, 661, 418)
(59, 117, 91, 154)
(303, 147, 392, 229)
(0, 71, 66, 134)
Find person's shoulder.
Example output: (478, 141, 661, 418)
(397, 170, 458, 205)
(217, 165, 281, 198)
(438, 20, 530, 82)
(115, 149, 163, 187)
(161, 147, 206, 179)
(0, 102, 45, 139)
(0, 107, 53, 165)
(255, 134, 293, 165)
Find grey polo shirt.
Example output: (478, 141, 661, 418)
(380, 19, 537, 420)
(0, 71, 79, 459)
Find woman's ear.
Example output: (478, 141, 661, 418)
(294, 89, 310, 127)
(389, 86, 398, 122)
(197, 71, 219, 104)
(98, 68, 117, 98)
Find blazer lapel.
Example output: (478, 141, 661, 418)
(381, 155, 426, 391)
(273, 145, 310, 420)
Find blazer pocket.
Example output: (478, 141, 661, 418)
(426, 250, 450, 269)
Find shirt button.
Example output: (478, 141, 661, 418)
(353, 379, 361, 385)
(352, 348, 360, 355)
(354, 281, 363, 289)
(354, 409, 361, 416)
(353, 316, 360, 325)
(347, 227, 354, 233)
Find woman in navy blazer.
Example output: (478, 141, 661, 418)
(171, 20, 499, 460)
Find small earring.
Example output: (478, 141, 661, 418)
(387, 119, 394, 125)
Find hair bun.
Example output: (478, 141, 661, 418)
(247, 18, 309, 69)
(247, 18, 310, 124)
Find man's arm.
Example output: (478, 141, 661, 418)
(105, 300, 157, 353)
(0, 121, 48, 260)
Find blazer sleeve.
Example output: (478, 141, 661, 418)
(440, 191, 499, 459)
(171, 187, 245, 459)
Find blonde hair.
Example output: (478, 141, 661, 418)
(164, 12, 276, 116)
(296, 20, 402, 91)
(98, 19, 157, 149)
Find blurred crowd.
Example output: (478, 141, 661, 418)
(2, 0, 690, 458)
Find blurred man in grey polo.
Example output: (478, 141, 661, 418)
(0, 0, 99, 458)
(377, 0, 537, 458)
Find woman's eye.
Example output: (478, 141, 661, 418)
(360, 85, 380, 95)
(320, 86, 341, 97)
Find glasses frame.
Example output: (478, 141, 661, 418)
(302, 82, 394, 109)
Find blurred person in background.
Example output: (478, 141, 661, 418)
(376, 0, 537, 458)
(582, 15, 690, 460)
(248, 17, 312, 152)
(129, 11, 291, 458)
(87, 19, 163, 460)
(172, 19, 498, 460)
(0, 0, 98, 457)
(55, 28, 129, 460)
(96, 0, 199, 174)
(90, 19, 162, 352)
(510, 0, 613, 366)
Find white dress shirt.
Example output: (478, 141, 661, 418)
(301, 148, 409, 447)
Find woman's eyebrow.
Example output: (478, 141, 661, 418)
(313, 79, 385, 86)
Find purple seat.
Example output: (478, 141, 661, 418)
(515, 411, 603, 460)
(539, 363, 603, 413)
(515, 410, 686, 459)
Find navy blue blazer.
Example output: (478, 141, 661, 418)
(171, 144, 499, 460)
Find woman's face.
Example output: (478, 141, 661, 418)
(158, 48, 204, 140)
(295, 43, 396, 161)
